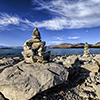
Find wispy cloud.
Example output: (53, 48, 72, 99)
(52, 36, 65, 41)
(1, 0, 100, 31)
(68, 37, 80, 39)
(0, 13, 34, 31)
(0, 14, 20, 26)
(32, 0, 100, 30)
(0, 13, 67, 31)
(49, 41, 63, 45)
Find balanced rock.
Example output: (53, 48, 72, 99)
(83, 42, 90, 57)
(0, 61, 69, 100)
(22, 28, 50, 63)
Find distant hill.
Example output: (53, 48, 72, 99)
(10, 46, 23, 49)
(1, 42, 100, 49)
(0, 47, 12, 49)
(47, 42, 99, 49)
(0, 45, 23, 49)
(0, 45, 7, 48)
(93, 42, 100, 47)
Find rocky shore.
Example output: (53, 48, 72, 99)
(0, 53, 100, 100)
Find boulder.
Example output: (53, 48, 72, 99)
(63, 55, 80, 68)
(0, 61, 69, 100)
(94, 54, 100, 65)
(81, 63, 99, 72)
(0, 58, 20, 66)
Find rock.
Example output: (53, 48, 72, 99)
(33, 28, 41, 37)
(81, 63, 99, 72)
(13, 57, 20, 60)
(79, 91, 89, 98)
(0, 58, 18, 66)
(0, 61, 69, 100)
(91, 83, 100, 99)
(21, 50, 35, 57)
(91, 59, 97, 64)
(0, 57, 2, 59)
(89, 72, 96, 77)
(63, 55, 80, 68)
(22, 28, 50, 63)
(0, 95, 4, 100)
(82, 86, 94, 92)
(24, 56, 34, 63)
(94, 54, 100, 65)
(79, 56, 93, 63)
(32, 42, 45, 50)
(83, 42, 90, 57)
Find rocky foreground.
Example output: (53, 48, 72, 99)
(0, 54, 100, 100)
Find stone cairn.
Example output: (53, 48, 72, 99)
(83, 42, 90, 56)
(21, 28, 50, 63)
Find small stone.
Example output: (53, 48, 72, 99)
(59, 91, 64, 95)
(91, 84, 100, 99)
(79, 91, 89, 98)
(43, 96, 47, 99)
(83, 86, 94, 92)
(0, 94, 5, 100)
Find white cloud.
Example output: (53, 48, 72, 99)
(0, 14, 36, 31)
(32, 0, 100, 30)
(0, 14, 20, 26)
(1, 0, 100, 31)
(0, 13, 67, 31)
(52, 36, 64, 41)
(68, 37, 80, 39)
(49, 41, 63, 45)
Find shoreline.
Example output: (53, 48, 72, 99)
(47, 47, 100, 49)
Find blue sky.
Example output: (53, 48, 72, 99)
(0, 0, 100, 46)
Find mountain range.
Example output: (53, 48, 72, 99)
(47, 42, 100, 49)
(0, 45, 23, 49)
(0, 42, 100, 49)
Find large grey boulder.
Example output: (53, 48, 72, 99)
(0, 61, 69, 100)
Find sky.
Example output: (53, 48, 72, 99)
(0, 0, 100, 46)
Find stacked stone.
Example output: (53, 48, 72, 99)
(83, 42, 90, 56)
(21, 28, 50, 63)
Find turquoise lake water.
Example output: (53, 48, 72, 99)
(0, 48, 100, 57)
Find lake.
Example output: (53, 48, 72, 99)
(0, 48, 100, 57)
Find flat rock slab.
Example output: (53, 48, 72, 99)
(81, 63, 99, 72)
(0, 61, 68, 100)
